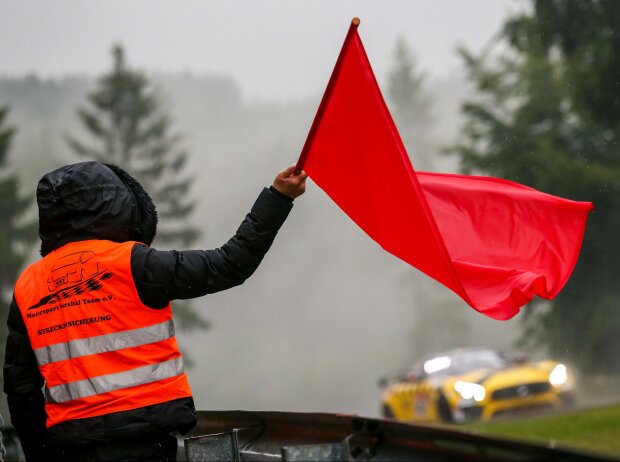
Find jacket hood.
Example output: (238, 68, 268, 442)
(37, 161, 158, 256)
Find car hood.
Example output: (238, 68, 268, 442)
(441, 362, 558, 389)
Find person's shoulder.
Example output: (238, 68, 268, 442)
(130, 241, 153, 260)
(14, 256, 43, 285)
(129, 243, 175, 273)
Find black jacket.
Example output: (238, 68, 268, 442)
(3, 162, 294, 460)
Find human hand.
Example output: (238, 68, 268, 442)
(272, 165, 308, 199)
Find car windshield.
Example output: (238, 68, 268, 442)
(419, 350, 508, 378)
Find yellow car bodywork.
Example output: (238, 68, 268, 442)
(380, 350, 574, 423)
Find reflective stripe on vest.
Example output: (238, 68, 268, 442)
(34, 320, 175, 366)
(45, 356, 185, 404)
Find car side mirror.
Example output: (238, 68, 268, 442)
(513, 352, 528, 364)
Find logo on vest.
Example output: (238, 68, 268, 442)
(28, 250, 114, 314)
(47, 250, 100, 291)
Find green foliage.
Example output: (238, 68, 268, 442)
(466, 403, 620, 457)
(0, 106, 38, 416)
(451, 0, 620, 373)
(67, 45, 207, 331)
(67, 44, 199, 247)
(387, 36, 434, 170)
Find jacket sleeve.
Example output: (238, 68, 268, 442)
(131, 187, 294, 308)
(3, 296, 47, 461)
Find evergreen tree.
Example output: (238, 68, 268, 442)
(67, 45, 207, 331)
(387, 36, 434, 170)
(0, 106, 38, 416)
(451, 0, 620, 373)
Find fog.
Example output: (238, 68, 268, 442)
(0, 0, 518, 101)
(1, 0, 527, 418)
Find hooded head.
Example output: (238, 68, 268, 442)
(37, 161, 158, 256)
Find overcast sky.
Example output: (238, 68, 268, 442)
(1, 0, 521, 101)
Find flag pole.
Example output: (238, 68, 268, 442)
(296, 18, 361, 170)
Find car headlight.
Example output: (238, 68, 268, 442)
(454, 381, 486, 402)
(549, 364, 568, 386)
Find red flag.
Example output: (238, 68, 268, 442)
(296, 19, 593, 320)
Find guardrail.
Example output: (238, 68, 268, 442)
(182, 410, 618, 461)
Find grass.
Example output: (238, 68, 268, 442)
(463, 403, 620, 458)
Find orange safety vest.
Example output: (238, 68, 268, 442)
(15, 239, 192, 428)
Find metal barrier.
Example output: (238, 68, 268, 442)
(185, 430, 241, 462)
(180, 410, 616, 462)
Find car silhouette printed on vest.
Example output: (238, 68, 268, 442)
(47, 251, 100, 292)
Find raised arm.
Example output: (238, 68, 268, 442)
(131, 167, 307, 308)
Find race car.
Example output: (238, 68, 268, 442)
(379, 348, 574, 423)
